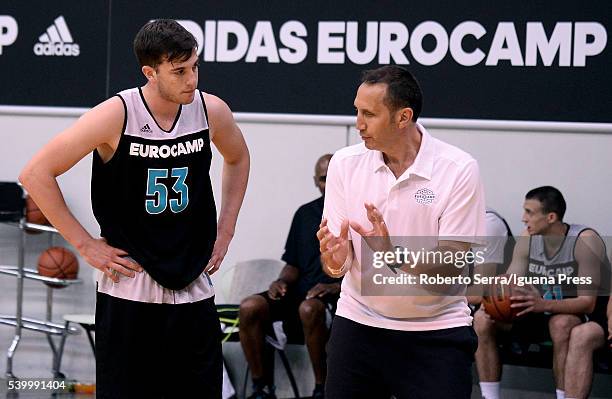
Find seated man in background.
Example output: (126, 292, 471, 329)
(467, 207, 515, 305)
(239, 154, 341, 399)
(474, 186, 610, 399)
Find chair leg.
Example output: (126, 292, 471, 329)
(243, 366, 249, 398)
(277, 349, 300, 399)
(53, 320, 71, 378)
(83, 326, 96, 359)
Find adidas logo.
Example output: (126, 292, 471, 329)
(33, 16, 80, 57)
(140, 124, 153, 134)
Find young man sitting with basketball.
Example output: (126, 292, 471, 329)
(474, 186, 609, 399)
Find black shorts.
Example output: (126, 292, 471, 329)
(325, 316, 477, 399)
(256, 289, 339, 343)
(95, 292, 222, 399)
(474, 302, 595, 344)
(588, 296, 609, 338)
(505, 312, 552, 343)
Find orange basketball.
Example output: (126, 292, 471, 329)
(37, 247, 79, 288)
(25, 195, 49, 234)
(482, 278, 520, 322)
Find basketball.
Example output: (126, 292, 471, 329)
(37, 247, 79, 288)
(482, 278, 520, 322)
(25, 195, 49, 234)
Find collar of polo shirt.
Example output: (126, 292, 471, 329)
(372, 123, 434, 181)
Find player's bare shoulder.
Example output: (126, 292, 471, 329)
(575, 228, 606, 260)
(73, 96, 126, 144)
(83, 96, 125, 128)
(80, 96, 126, 161)
(202, 92, 235, 141)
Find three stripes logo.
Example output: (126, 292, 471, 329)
(140, 124, 153, 134)
(33, 16, 80, 57)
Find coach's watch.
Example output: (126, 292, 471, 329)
(385, 245, 404, 274)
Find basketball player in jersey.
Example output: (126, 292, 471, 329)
(474, 186, 609, 399)
(19, 20, 250, 398)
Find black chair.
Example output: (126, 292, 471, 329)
(217, 303, 301, 399)
(0, 182, 25, 223)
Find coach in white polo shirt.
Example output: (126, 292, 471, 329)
(317, 65, 486, 399)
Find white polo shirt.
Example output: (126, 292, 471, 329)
(323, 123, 486, 331)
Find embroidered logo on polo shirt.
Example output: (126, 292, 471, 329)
(414, 188, 435, 204)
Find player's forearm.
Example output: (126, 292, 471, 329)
(19, 168, 93, 250)
(542, 296, 596, 315)
(466, 296, 483, 305)
(279, 264, 300, 285)
(217, 155, 249, 238)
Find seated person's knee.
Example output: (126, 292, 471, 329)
(569, 322, 605, 350)
(299, 298, 326, 326)
(239, 295, 269, 322)
(548, 314, 579, 343)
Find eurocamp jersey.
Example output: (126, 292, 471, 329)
(91, 87, 216, 290)
(527, 224, 604, 299)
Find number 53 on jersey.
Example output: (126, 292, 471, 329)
(145, 167, 189, 214)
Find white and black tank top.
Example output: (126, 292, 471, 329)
(91, 87, 216, 290)
(527, 224, 599, 299)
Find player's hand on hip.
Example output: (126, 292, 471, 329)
(79, 237, 142, 283)
(268, 280, 287, 300)
(317, 218, 350, 272)
(204, 231, 232, 275)
(350, 202, 392, 253)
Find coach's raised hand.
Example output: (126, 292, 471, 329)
(317, 218, 350, 276)
(350, 202, 392, 253)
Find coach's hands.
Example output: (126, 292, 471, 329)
(350, 202, 392, 253)
(318, 218, 350, 275)
(268, 279, 288, 300)
(78, 237, 142, 283)
(205, 231, 232, 275)
(306, 283, 340, 299)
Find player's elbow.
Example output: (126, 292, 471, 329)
(18, 164, 35, 191)
(19, 162, 54, 193)
(467, 295, 483, 305)
(584, 297, 597, 314)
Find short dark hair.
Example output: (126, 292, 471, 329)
(361, 65, 423, 121)
(133, 19, 197, 68)
(525, 186, 566, 221)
